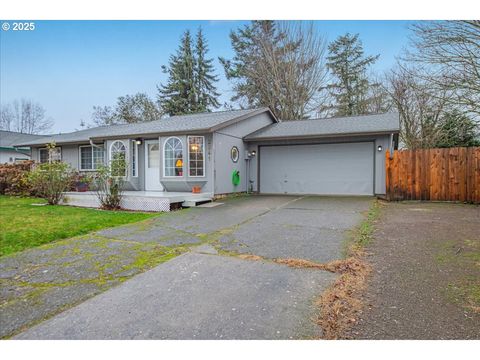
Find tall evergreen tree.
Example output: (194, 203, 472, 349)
(158, 28, 220, 116)
(435, 111, 480, 148)
(158, 30, 196, 116)
(323, 33, 379, 117)
(195, 28, 220, 111)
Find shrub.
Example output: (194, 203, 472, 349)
(0, 161, 34, 196)
(93, 165, 125, 210)
(29, 161, 73, 205)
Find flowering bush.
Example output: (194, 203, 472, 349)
(0, 161, 34, 196)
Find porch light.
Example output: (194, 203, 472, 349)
(248, 150, 256, 157)
(377, 145, 383, 152)
(135, 139, 142, 145)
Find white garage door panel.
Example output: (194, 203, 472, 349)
(259, 142, 374, 195)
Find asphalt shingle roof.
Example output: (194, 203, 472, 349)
(15, 108, 273, 146)
(0, 131, 49, 148)
(245, 112, 400, 140)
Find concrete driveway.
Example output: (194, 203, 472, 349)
(12, 195, 372, 339)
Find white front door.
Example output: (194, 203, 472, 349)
(145, 140, 164, 191)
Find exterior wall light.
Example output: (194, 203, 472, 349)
(377, 145, 383, 152)
(135, 139, 142, 145)
(249, 150, 256, 157)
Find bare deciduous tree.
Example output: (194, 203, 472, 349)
(366, 73, 392, 115)
(0, 99, 53, 134)
(257, 22, 329, 119)
(406, 20, 480, 117)
(385, 66, 449, 149)
(92, 93, 162, 126)
(221, 21, 328, 120)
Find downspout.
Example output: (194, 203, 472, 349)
(89, 139, 103, 149)
(246, 156, 250, 194)
(389, 133, 395, 159)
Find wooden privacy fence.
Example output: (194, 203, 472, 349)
(386, 147, 480, 204)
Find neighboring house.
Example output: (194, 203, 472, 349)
(15, 108, 399, 196)
(0, 130, 48, 164)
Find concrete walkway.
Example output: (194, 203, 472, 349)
(5, 195, 372, 339)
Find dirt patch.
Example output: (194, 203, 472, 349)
(435, 237, 480, 314)
(347, 201, 480, 339)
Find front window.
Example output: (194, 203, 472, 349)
(164, 137, 183, 177)
(39, 147, 61, 163)
(80, 145, 104, 170)
(188, 136, 204, 177)
(110, 140, 127, 177)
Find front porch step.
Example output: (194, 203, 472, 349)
(182, 198, 213, 207)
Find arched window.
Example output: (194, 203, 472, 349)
(164, 137, 183, 177)
(110, 140, 127, 177)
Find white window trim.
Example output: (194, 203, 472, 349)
(109, 140, 127, 178)
(163, 136, 184, 178)
(39, 146, 62, 163)
(79, 145, 104, 171)
(187, 135, 205, 178)
(131, 140, 138, 177)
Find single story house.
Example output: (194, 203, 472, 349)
(15, 108, 399, 208)
(0, 130, 48, 164)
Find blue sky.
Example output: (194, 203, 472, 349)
(0, 20, 414, 132)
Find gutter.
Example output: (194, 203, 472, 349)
(89, 129, 210, 142)
(244, 130, 400, 142)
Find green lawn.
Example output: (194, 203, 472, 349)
(0, 196, 159, 257)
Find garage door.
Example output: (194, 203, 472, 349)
(259, 142, 374, 195)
